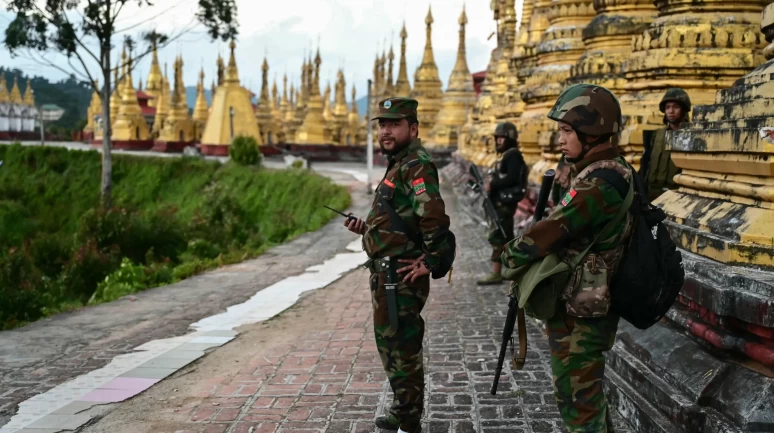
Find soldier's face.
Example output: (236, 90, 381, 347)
(557, 122, 583, 159)
(664, 102, 683, 124)
(378, 119, 417, 153)
(495, 136, 506, 149)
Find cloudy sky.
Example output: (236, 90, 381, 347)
(0, 0, 522, 100)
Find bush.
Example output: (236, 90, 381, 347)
(0, 144, 350, 329)
(229, 135, 262, 166)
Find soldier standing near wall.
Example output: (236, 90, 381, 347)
(640, 88, 690, 201)
(502, 84, 635, 433)
(477, 121, 527, 285)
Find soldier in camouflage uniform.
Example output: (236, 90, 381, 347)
(345, 97, 452, 433)
(501, 84, 634, 433)
(478, 122, 527, 285)
(640, 88, 689, 200)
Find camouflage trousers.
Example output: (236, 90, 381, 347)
(487, 202, 516, 262)
(546, 307, 619, 433)
(369, 271, 430, 431)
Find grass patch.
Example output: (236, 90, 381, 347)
(0, 144, 350, 330)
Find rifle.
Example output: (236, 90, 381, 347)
(491, 169, 556, 395)
(466, 164, 507, 239)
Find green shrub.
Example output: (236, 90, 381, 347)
(291, 159, 304, 169)
(229, 135, 262, 166)
(0, 144, 350, 329)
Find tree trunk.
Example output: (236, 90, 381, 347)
(101, 56, 113, 208)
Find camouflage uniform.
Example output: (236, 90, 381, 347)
(502, 84, 632, 433)
(640, 88, 689, 200)
(487, 122, 526, 262)
(363, 97, 452, 433)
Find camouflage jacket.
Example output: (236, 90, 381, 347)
(502, 147, 632, 271)
(363, 139, 452, 267)
(642, 127, 680, 197)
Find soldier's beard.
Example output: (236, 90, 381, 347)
(379, 137, 412, 155)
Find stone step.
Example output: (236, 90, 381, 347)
(605, 366, 685, 433)
(606, 341, 705, 431)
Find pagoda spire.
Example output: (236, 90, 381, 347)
(260, 57, 270, 104)
(0, 75, 9, 103)
(395, 21, 411, 96)
(145, 37, 163, 106)
(193, 68, 209, 124)
(385, 42, 395, 97)
(23, 78, 35, 106)
(409, 5, 443, 132)
(9, 76, 23, 103)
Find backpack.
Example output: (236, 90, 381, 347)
(378, 195, 456, 280)
(585, 167, 685, 330)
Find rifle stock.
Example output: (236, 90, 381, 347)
(490, 169, 556, 395)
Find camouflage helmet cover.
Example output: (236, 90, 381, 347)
(494, 122, 518, 140)
(659, 88, 691, 113)
(546, 84, 623, 136)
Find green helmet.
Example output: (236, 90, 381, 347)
(493, 122, 518, 140)
(659, 88, 691, 113)
(546, 84, 623, 136)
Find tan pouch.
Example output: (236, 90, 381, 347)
(564, 252, 611, 318)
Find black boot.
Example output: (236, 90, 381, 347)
(375, 415, 400, 431)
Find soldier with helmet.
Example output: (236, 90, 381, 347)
(640, 88, 690, 200)
(502, 84, 635, 433)
(477, 121, 527, 285)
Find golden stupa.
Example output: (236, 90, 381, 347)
(9, 76, 23, 104)
(277, 74, 291, 144)
(151, 63, 172, 137)
(295, 47, 333, 144)
(84, 80, 103, 137)
(193, 68, 209, 140)
(200, 39, 263, 153)
(519, 0, 596, 183)
(144, 40, 163, 107)
(617, 0, 767, 164)
(344, 84, 366, 146)
(23, 79, 34, 106)
(410, 6, 444, 134)
(0, 75, 9, 104)
(156, 55, 195, 146)
(112, 50, 151, 143)
(255, 57, 278, 144)
(427, 5, 476, 149)
(395, 22, 412, 97)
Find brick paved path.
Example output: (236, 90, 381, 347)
(79, 175, 587, 433)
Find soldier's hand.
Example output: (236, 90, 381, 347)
(397, 254, 430, 283)
(344, 215, 366, 235)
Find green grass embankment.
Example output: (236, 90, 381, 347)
(0, 144, 350, 330)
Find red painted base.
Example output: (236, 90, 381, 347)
(201, 144, 229, 156)
(0, 131, 41, 141)
(151, 141, 191, 153)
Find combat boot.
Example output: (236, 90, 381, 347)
(477, 272, 504, 285)
(375, 415, 400, 431)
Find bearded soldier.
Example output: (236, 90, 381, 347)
(344, 97, 452, 433)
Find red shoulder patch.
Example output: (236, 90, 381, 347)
(383, 178, 395, 188)
(560, 189, 577, 206)
(412, 178, 426, 195)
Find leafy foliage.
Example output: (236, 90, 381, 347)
(229, 135, 262, 166)
(0, 144, 350, 329)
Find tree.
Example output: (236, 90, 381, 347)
(4, 0, 239, 207)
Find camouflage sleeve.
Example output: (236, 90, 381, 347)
(402, 157, 451, 267)
(501, 178, 624, 269)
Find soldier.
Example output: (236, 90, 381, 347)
(344, 97, 452, 433)
(502, 84, 633, 433)
(477, 122, 527, 285)
(640, 88, 690, 200)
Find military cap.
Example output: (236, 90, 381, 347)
(371, 97, 419, 120)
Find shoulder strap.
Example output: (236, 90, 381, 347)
(378, 194, 423, 245)
(586, 169, 628, 198)
(568, 169, 634, 268)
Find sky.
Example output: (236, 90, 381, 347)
(0, 0, 521, 100)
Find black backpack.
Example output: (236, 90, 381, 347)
(586, 167, 685, 330)
(378, 195, 456, 280)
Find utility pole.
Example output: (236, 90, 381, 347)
(39, 105, 44, 145)
(366, 79, 373, 195)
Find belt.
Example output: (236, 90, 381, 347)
(363, 257, 391, 274)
